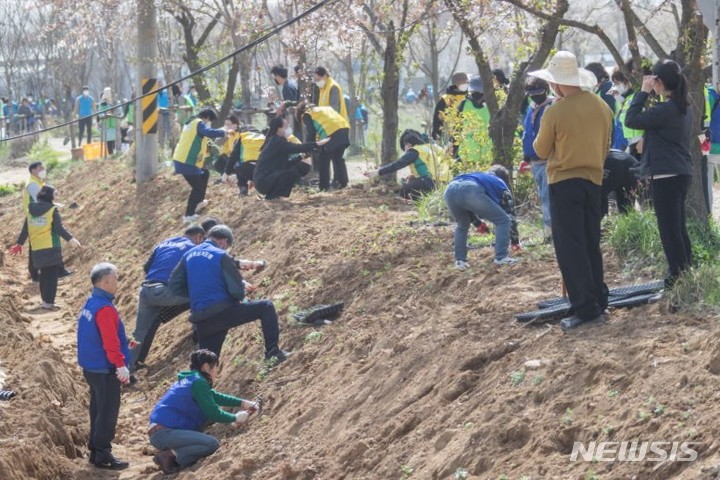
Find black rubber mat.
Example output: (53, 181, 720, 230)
(536, 280, 664, 309)
(292, 303, 344, 325)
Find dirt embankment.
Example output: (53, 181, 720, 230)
(2, 160, 720, 479)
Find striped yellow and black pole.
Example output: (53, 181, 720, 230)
(141, 78, 158, 134)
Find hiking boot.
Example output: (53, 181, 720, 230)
(93, 451, 129, 470)
(153, 450, 181, 474)
(239, 186, 249, 197)
(455, 260, 471, 271)
(493, 257, 517, 266)
(560, 314, 604, 331)
(59, 268, 73, 279)
(195, 200, 208, 212)
(182, 214, 198, 224)
(264, 347, 290, 365)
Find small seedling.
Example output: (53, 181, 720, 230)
(585, 471, 599, 480)
(532, 375, 543, 386)
(681, 409, 692, 420)
(563, 408, 574, 425)
(653, 404, 665, 416)
(455, 468, 468, 480)
(232, 356, 246, 367)
(638, 409, 651, 421)
(510, 370, 525, 386)
(305, 331, 324, 343)
(603, 424, 616, 435)
(608, 389, 618, 398)
(682, 342, 690, 353)
(463, 422, 473, 430)
(400, 465, 413, 478)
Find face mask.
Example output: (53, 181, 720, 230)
(470, 92, 483, 102)
(315, 80, 326, 88)
(82, 90, 89, 97)
(37, 169, 46, 179)
(284, 127, 293, 137)
(530, 94, 547, 105)
(457, 83, 469, 92)
(615, 83, 628, 95)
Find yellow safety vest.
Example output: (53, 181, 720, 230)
(439, 92, 467, 122)
(221, 131, 240, 157)
(288, 134, 301, 145)
(23, 175, 44, 210)
(239, 132, 265, 162)
(28, 206, 59, 251)
(411, 144, 453, 183)
(173, 119, 209, 168)
(318, 77, 349, 121)
(307, 107, 349, 139)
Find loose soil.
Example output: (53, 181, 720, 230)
(1, 158, 720, 479)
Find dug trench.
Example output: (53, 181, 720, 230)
(2, 160, 720, 479)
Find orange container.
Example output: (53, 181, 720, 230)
(82, 142, 105, 161)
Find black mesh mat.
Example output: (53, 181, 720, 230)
(291, 303, 344, 325)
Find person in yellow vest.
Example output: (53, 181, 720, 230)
(312, 66, 348, 121)
(212, 114, 241, 176)
(364, 129, 452, 200)
(173, 108, 228, 224)
(221, 126, 266, 197)
(431, 72, 469, 141)
(253, 116, 328, 199)
(23, 161, 45, 282)
(296, 101, 350, 191)
(455, 76, 491, 164)
(11, 186, 81, 309)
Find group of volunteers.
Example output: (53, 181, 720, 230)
(5, 48, 703, 474)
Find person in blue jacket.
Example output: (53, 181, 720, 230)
(149, 349, 259, 474)
(77, 263, 132, 470)
(444, 166, 520, 269)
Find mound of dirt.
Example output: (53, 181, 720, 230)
(2, 159, 720, 479)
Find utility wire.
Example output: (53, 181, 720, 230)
(0, 0, 337, 144)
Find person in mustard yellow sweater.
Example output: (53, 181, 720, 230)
(530, 51, 613, 330)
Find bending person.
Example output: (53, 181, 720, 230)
(253, 116, 327, 200)
(364, 129, 452, 200)
(222, 127, 265, 197)
(149, 349, 259, 474)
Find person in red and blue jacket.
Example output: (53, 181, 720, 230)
(148, 349, 259, 474)
(77, 263, 132, 470)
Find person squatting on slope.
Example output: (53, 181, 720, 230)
(444, 165, 520, 269)
(530, 51, 613, 330)
(601, 149, 640, 217)
(363, 129, 452, 200)
(11, 186, 81, 309)
(253, 116, 328, 199)
(77, 263, 132, 470)
(173, 108, 228, 224)
(168, 225, 289, 362)
(296, 101, 350, 191)
(148, 349, 260, 474)
(624, 60, 694, 289)
(221, 126, 266, 197)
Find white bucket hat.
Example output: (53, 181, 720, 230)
(528, 51, 596, 89)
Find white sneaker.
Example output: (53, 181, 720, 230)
(494, 257, 517, 265)
(455, 260, 471, 270)
(182, 214, 198, 224)
(195, 200, 208, 212)
(40, 302, 58, 310)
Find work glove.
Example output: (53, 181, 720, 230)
(234, 411, 249, 425)
(511, 242, 523, 253)
(243, 281, 257, 293)
(8, 244, 22, 255)
(364, 170, 379, 178)
(519, 160, 531, 174)
(221, 173, 228, 183)
(476, 222, 490, 235)
(243, 399, 261, 415)
(69, 238, 81, 248)
(116, 366, 130, 384)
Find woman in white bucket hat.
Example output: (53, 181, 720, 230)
(529, 51, 614, 331)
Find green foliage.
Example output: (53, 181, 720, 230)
(443, 105, 493, 174)
(304, 331, 324, 344)
(29, 136, 63, 172)
(668, 262, 720, 314)
(0, 184, 18, 196)
(0, 141, 10, 163)
(510, 370, 525, 386)
(605, 209, 663, 264)
(413, 187, 450, 222)
(513, 170, 538, 209)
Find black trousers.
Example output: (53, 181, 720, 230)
(78, 117, 92, 145)
(182, 170, 209, 216)
(28, 247, 39, 281)
(39, 264, 59, 304)
(236, 162, 256, 190)
(257, 162, 311, 200)
(106, 140, 115, 155)
(195, 300, 280, 358)
(652, 175, 693, 285)
(318, 145, 348, 190)
(550, 178, 608, 320)
(83, 370, 121, 455)
(400, 176, 435, 200)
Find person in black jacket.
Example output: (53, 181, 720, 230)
(431, 72, 468, 141)
(253, 117, 328, 199)
(601, 149, 640, 217)
(11, 186, 81, 309)
(625, 60, 693, 288)
(270, 65, 299, 102)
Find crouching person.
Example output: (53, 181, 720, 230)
(149, 349, 259, 474)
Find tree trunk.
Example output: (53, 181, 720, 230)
(380, 28, 399, 170)
(239, 52, 253, 109)
(219, 54, 240, 121)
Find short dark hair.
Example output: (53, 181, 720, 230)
(201, 217, 221, 233)
(399, 129, 425, 150)
(488, 164, 510, 187)
(611, 69, 628, 84)
(184, 225, 206, 237)
(525, 76, 549, 94)
(37, 185, 55, 203)
(198, 108, 217, 121)
(82, 85, 89, 90)
(314, 66, 329, 77)
(91, 262, 117, 286)
(208, 224, 233, 246)
(29, 161, 43, 173)
(271, 65, 289, 79)
(584, 62, 608, 82)
(226, 114, 240, 126)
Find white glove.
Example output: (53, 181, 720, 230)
(221, 173, 228, 183)
(234, 411, 249, 424)
(69, 238, 81, 248)
(364, 170, 379, 178)
(116, 366, 130, 384)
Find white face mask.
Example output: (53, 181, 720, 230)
(37, 169, 46, 179)
(615, 83, 628, 95)
(457, 83, 469, 92)
(82, 90, 89, 97)
(315, 80, 326, 88)
(284, 127, 293, 137)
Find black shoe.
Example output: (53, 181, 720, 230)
(59, 269, 73, 279)
(153, 450, 182, 474)
(93, 452, 129, 470)
(134, 361, 148, 370)
(239, 186, 248, 197)
(560, 314, 604, 331)
(88, 449, 96, 464)
(264, 347, 290, 365)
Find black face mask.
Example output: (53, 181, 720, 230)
(530, 94, 547, 104)
(470, 92, 484, 102)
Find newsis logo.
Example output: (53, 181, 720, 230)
(570, 441, 699, 462)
